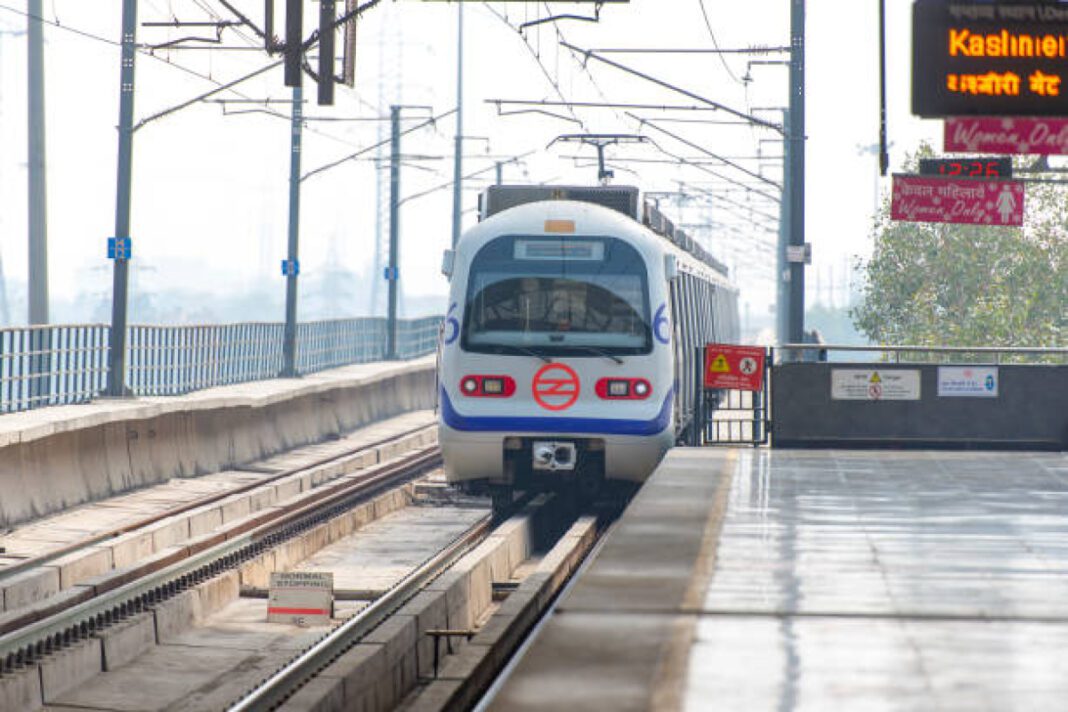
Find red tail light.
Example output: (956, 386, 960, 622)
(595, 378, 652, 400)
(459, 375, 516, 398)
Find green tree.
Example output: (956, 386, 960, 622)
(852, 145, 1067, 350)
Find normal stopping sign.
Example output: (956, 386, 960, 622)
(704, 344, 766, 391)
(268, 571, 334, 626)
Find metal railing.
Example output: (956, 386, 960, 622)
(781, 343, 1068, 364)
(394, 315, 443, 359)
(128, 322, 286, 396)
(0, 316, 442, 412)
(0, 324, 110, 413)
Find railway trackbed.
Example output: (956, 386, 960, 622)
(225, 496, 608, 712)
(0, 413, 440, 631)
(1, 464, 609, 712)
(0, 410, 615, 712)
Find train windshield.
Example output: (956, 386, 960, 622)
(462, 235, 651, 356)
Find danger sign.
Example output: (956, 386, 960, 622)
(831, 369, 921, 401)
(703, 344, 766, 391)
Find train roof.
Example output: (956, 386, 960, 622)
(479, 184, 731, 278)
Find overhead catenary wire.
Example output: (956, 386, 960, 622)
(399, 150, 536, 206)
(653, 183, 780, 226)
(586, 46, 790, 55)
(482, 2, 586, 130)
(488, 98, 737, 113)
(628, 112, 782, 193)
(540, 1, 626, 125)
(136, 58, 282, 130)
(0, 2, 373, 150)
(647, 142, 781, 205)
(559, 41, 782, 133)
(302, 108, 458, 182)
(696, 0, 746, 84)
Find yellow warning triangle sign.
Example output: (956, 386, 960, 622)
(870, 372, 881, 384)
(710, 354, 730, 373)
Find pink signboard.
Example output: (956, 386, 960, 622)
(891, 175, 1024, 226)
(945, 117, 1068, 155)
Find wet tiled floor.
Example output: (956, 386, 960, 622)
(490, 448, 1068, 711)
(685, 449, 1068, 711)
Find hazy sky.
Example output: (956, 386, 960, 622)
(0, 1, 940, 328)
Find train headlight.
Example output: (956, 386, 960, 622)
(595, 378, 652, 400)
(459, 375, 516, 397)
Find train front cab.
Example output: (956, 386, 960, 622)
(438, 203, 677, 509)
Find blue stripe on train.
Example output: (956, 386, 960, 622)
(440, 389, 673, 436)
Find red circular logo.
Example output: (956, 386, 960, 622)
(532, 363, 580, 411)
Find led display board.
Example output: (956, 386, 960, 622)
(913, 0, 1068, 117)
(918, 156, 1013, 177)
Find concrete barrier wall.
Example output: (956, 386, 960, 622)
(0, 358, 436, 528)
(771, 362, 1068, 449)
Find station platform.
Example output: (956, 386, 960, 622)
(0, 357, 435, 531)
(488, 447, 1068, 711)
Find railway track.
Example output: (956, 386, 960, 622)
(228, 509, 493, 711)
(227, 498, 614, 712)
(1, 436, 620, 712)
(0, 441, 442, 675)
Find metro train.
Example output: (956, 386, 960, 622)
(437, 185, 739, 512)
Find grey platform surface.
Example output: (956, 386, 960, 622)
(489, 448, 1068, 711)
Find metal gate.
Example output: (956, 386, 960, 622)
(695, 345, 772, 446)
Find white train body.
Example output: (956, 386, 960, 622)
(438, 187, 737, 498)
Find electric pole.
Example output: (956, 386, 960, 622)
(107, 0, 137, 396)
(450, 2, 464, 249)
(281, 87, 303, 377)
(0, 26, 16, 325)
(787, 0, 806, 352)
(777, 110, 791, 348)
(27, 0, 48, 325)
(387, 106, 401, 359)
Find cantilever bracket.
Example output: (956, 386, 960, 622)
(519, 2, 603, 32)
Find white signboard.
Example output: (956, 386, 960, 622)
(831, 369, 921, 401)
(938, 366, 999, 398)
(268, 571, 334, 626)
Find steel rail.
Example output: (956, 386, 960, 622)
(228, 515, 492, 711)
(0, 446, 441, 667)
(781, 343, 1068, 355)
(0, 423, 437, 583)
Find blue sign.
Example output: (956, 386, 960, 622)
(444, 302, 460, 345)
(383, 266, 399, 281)
(107, 237, 132, 260)
(281, 259, 300, 276)
(653, 304, 671, 344)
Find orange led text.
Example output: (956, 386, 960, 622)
(949, 28, 1068, 58)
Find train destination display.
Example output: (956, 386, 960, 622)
(913, 0, 1068, 116)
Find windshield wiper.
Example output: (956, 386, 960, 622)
(569, 346, 624, 364)
(491, 344, 552, 363)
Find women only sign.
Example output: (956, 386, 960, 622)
(891, 175, 1024, 226)
(945, 117, 1068, 155)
